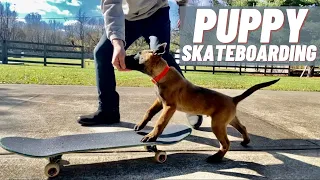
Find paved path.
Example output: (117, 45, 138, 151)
(0, 84, 319, 179)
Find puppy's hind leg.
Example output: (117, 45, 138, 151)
(207, 114, 230, 163)
(134, 98, 163, 131)
(229, 116, 250, 146)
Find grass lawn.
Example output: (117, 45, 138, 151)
(1, 64, 320, 92)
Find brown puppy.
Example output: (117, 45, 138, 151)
(125, 43, 280, 163)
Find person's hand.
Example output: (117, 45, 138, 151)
(112, 39, 128, 71)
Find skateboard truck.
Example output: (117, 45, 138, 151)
(43, 146, 168, 178)
(42, 146, 167, 178)
(145, 145, 167, 163)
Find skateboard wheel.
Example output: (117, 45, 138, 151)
(155, 151, 167, 163)
(44, 163, 60, 178)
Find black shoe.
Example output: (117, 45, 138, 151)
(77, 110, 120, 126)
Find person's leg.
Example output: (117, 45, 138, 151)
(78, 20, 142, 126)
(142, 7, 183, 76)
(142, 7, 203, 129)
(95, 33, 119, 112)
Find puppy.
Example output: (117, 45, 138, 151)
(125, 43, 280, 162)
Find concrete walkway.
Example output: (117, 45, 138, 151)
(0, 84, 319, 179)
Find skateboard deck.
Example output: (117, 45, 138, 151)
(0, 125, 192, 177)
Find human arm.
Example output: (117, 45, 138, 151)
(101, 0, 127, 70)
(175, 0, 188, 28)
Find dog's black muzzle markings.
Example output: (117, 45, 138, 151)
(125, 54, 144, 72)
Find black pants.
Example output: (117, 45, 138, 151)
(94, 7, 183, 112)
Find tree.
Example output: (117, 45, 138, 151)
(47, 20, 64, 44)
(25, 13, 42, 25)
(0, 2, 18, 40)
(76, 9, 88, 47)
(24, 13, 45, 43)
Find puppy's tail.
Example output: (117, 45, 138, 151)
(233, 78, 280, 105)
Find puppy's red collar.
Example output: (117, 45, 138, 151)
(151, 65, 170, 84)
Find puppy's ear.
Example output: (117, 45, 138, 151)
(153, 43, 167, 56)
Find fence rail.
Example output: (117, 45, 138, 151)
(1, 41, 319, 76)
(0, 40, 86, 68)
(181, 65, 291, 76)
(7, 40, 83, 48)
(173, 50, 319, 76)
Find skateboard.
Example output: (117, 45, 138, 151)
(0, 125, 191, 178)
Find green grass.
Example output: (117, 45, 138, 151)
(1, 64, 320, 91)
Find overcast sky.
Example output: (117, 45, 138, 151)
(1, 0, 212, 27)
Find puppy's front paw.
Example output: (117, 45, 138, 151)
(134, 124, 142, 131)
(206, 154, 223, 163)
(134, 121, 148, 131)
(141, 133, 157, 142)
(134, 123, 146, 131)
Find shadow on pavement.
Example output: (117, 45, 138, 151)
(93, 121, 320, 152)
(77, 120, 320, 179)
(54, 151, 319, 180)
(0, 88, 39, 132)
(0, 88, 35, 115)
(191, 127, 320, 152)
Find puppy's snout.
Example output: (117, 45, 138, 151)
(134, 52, 141, 61)
(125, 54, 144, 72)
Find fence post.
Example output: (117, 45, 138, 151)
(44, 44, 47, 66)
(264, 65, 267, 76)
(2, 40, 8, 64)
(212, 66, 215, 74)
(184, 66, 186, 73)
(81, 46, 84, 68)
(239, 65, 242, 75)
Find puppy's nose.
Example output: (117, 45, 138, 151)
(134, 53, 140, 60)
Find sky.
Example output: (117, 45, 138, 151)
(2, 0, 104, 21)
(1, 0, 210, 28)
